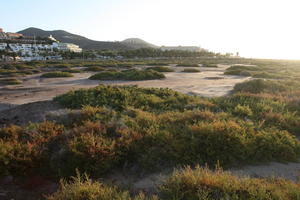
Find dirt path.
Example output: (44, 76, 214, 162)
(229, 160, 300, 182)
(0, 65, 250, 107)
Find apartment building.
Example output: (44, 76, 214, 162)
(0, 43, 7, 50)
(52, 42, 82, 53)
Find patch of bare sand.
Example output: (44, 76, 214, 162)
(0, 65, 250, 105)
(229, 161, 300, 182)
(0, 100, 64, 126)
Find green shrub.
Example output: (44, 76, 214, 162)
(224, 70, 253, 76)
(84, 66, 105, 72)
(62, 69, 82, 73)
(52, 64, 72, 69)
(148, 62, 168, 66)
(233, 104, 253, 117)
(239, 71, 252, 76)
(227, 65, 261, 71)
(41, 72, 74, 78)
(202, 63, 218, 68)
(89, 69, 165, 81)
(181, 68, 200, 73)
(146, 66, 174, 72)
(0, 122, 65, 176)
(54, 85, 205, 112)
(233, 79, 293, 94)
(0, 78, 22, 85)
(252, 72, 285, 79)
(160, 166, 300, 200)
(176, 63, 199, 67)
(47, 172, 157, 200)
(224, 65, 261, 76)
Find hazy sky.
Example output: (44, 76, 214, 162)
(1, 0, 300, 59)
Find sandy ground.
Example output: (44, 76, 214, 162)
(230, 161, 300, 182)
(0, 65, 250, 107)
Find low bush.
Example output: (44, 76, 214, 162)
(160, 166, 300, 200)
(0, 78, 22, 85)
(54, 85, 206, 111)
(47, 167, 300, 200)
(41, 72, 74, 78)
(224, 65, 261, 76)
(202, 63, 218, 68)
(47, 172, 156, 200)
(89, 69, 165, 81)
(176, 63, 199, 67)
(181, 68, 200, 73)
(2, 85, 300, 179)
(224, 70, 253, 76)
(252, 72, 285, 79)
(233, 79, 294, 94)
(62, 69, 82, 73)
(52, 64, 72, 69)
(84, 66, 105, 72)
(146, 66, 174, 72)
(148, 62, 168, 66)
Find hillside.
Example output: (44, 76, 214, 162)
(121, 38, 158, 49)
(18, 27, 156, 50)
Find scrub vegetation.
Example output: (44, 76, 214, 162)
(1, 58, 300, 199)
(89, 69, 165, 81)
(181, 68, 200, 72)
(41, 71, 74, 78)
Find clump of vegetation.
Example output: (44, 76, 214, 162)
(146, 66, 174, 72)
(252, 72, 284, 79)
(47, 172, 156, 200)
(0, 78, 22, 85)
(181, 68, 200, 73)
(41, 72, 74, 78)
(62, 69, 82, 73)
(1, 85, 297, 178)
(148, 62, 168, 66)
(224, 70, 253, 76)
(233, 79, 294, 94)
(160, 166, 300, 200)
(54, 85, 203, 111)
(46, 167, 300, 200)
(84, 66, 105, 72)
(89, 69, 165, 81)
(202, 63, 218, 68)
(224, 65, 260, 76)
(51, 64, 72, 69)
(3, 58, 300, 199)
(176, 63, 199, 67)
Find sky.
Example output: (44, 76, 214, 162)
(1, 0, 300, 59)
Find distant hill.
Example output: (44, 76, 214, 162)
(121, 38, 158, 49)
(18, 27, 157, 50)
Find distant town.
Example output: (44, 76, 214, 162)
(0, 27, 236, 62)
(0, 28, 82, 61)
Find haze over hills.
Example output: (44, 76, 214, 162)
(18, 27, 157, 50)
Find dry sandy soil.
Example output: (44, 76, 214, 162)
(0, 65, 250, 108)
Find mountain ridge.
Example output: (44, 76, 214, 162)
(18, 27, 157, 50)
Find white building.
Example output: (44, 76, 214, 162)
(9, 43, 34, 56)
(1, 33, 83, 61)
(0, 43, 7, 50)
(52, 42, 82, 53)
